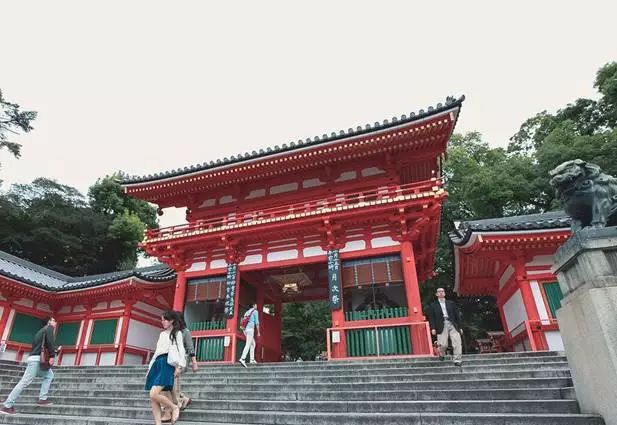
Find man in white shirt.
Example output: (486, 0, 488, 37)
(427, 288, 463, 366)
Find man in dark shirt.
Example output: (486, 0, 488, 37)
(426, 288, 463, 366)
(0, 316, 57, 415)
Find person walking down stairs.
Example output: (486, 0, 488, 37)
(426, 287, 464, 366)
(238, 303, 260, 368)
(0, 316, 58, 415)
(161, 311, 198, 422)
(145, 310, 186, 425)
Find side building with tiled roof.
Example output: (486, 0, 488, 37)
(0, 250, 176, 366)
(449, 211, 571, 352)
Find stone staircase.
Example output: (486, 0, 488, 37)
(0, 351, 605, 424)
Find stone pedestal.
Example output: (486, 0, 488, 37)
(552, 227, 617, 425)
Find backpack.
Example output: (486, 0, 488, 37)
(241, 308, 255, 329)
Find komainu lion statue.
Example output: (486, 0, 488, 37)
(549, 159, 617, 231)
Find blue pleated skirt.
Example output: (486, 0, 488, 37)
(144, 354, 174, 391)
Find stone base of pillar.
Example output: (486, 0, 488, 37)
(553, 227, 617, 425)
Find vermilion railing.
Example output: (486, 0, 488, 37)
(326, 320, 432, 360)
(503, 319, 558, 351)
(145, 179, 443, 241)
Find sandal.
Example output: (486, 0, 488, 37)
(171, 405, 180, 424)
(181, 397, 192, 411)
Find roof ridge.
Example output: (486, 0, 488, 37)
(0, 250, 71, 282)
(122, 96, 464, 185)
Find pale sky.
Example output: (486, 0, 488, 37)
(1, 0, 616, 230)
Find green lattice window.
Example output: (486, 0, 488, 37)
(544, 282, 564, 318)
(90, 319, 118, 345)
(9, 313, 43, 344)
(56, 322, 80, 346)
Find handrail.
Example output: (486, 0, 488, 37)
(145, 179, 443, 241)
(503, 319, 559, 351)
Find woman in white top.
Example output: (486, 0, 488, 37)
(145, 310, 186, 425)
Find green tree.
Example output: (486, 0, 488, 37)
(0, 176, 158, 275)
(0, 90, 37, 184)
(282, 302, 331, 360)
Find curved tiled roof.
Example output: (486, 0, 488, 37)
(0, 250, 176, 292)
(122, 95, 465, 185)
(449, 211, 571, 246)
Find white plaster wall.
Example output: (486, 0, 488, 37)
(60, 353, 76, 366)
(99, 352, 117, 366)
(335, 171, 357, 182)
(219, 195, 236, 204)
(302, 178, 324, 188)
(14, 298, 34, 308)
(126, 319, 160, 350)
(37, 303, 51, 312)
(530, 280, 551, 323)
(210, 259, 227, 269)
(80, 353, 97, 366)
(370, 236, 399, 248)
(545, 330, 564, 351)
(58, 306, 71, 314)
(526, 255, 554, 267)
(361, 167, 385, 177)
(123, 353, 144, 365)
(303, 246, 326, 257)
(340, 240, 366, 253)
(93, 302, 107, 310)
(199, 198, 216, 208)
(267, 249, 299, 262)
(499, 265, 514, 290)
(0, 306, 3, 322)
(134, 302, 164, 317)
(110, 300, 124, 309)
(270, 182, 298, 195)
(0, 350, 18, 361)
(245, 189, 266, 199)
(503, 289, 528, 332)
(240, 254, 263, 265)
(187, 261, 207, 272)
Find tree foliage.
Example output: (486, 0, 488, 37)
(282, 302, 331, 361)
(0, 176, 157, 275)
(422, 61, 617, 350)
(0, 90, 37, 184)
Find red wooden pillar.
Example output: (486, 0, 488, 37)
(115, 300, 133, 365)
(330, 308, 347, 359)
(515, 260, 548, 351)
(172, 270, 187, 311)
(400, 240, 428, 354)
(256, 284, 265, 362)
(0, 305, 12, 343)
(75, 312, 91, 366)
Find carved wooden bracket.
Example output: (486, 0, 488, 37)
(221, 235, 246, 264)
(318, 218, 345, 251)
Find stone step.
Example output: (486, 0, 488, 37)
(0, 361, 573, 383)
(0, 358, 572, 379)
(0, 412, 606, 425)
(0, 369, 573, 388)
(0, 350, 566, 369)
(10, 386, 576, 401)
(0, 377, 575, 394)
(7, 398, 582, 415)
(0, 354, 570, 373)
(0, 408, 604, 425)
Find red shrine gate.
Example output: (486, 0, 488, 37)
(123, 97, 464, 362)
